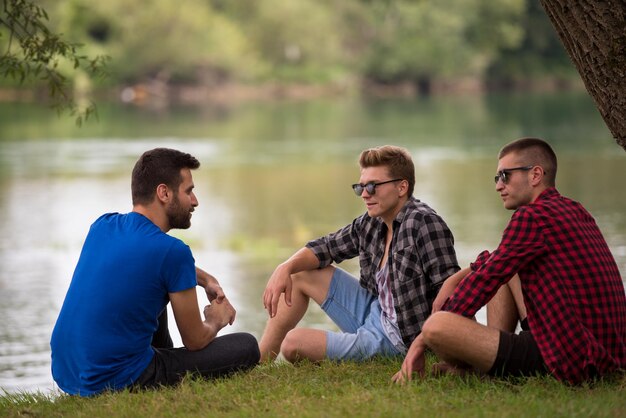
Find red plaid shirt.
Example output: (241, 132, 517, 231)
(443, 188, 626, 384)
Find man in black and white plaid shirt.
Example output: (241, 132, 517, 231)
(260, 145, 459, 363)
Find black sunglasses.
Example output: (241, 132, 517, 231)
(352, 179, 403, 196)
(494, 165, 533, 184)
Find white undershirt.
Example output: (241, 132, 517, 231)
(376, 263, 406, 353)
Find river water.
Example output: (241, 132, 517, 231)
(0, 92, 624, 394)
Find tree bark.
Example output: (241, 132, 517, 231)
(539, 0, 626, 151)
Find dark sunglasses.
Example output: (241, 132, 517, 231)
(494, 165, 533, 184)
(352, 179, 403, 196)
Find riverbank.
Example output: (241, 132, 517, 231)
(1, 357, 624, 417)
(0, 76, 585, 109)
(101, 76, 587, 107)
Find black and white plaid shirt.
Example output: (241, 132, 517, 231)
(306, 196, 459, 347)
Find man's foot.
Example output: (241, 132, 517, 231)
(430, 362, 476, 377)
(259, 346, 279, 363)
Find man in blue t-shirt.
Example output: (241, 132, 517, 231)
(51, 148, 259, 396)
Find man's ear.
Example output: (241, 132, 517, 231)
(398, 179, 409, 197)
(530, 166, 544, 187)
(156, 183, 171, 203)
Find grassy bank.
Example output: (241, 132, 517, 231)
(2, 357, 624, 417)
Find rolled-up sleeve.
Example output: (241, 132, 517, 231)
(415, 214, 459, 286)
(305, 216, 363, 268)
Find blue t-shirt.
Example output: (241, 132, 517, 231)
(50, 212, 197, 396)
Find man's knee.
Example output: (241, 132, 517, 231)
(291, 266, 334, 303)
(421, 311, 460, 346)
(290, 270, 314, 287)
(222, 332, 261, 368)
(280, 329, 303, 362)
(280, 328, 326, 362)
(239, 333, 261, 366)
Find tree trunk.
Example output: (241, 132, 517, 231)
(539, 0, 626, 151)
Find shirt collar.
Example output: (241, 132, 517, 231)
(392, 196, 419, 225)
(534, 187, 559, 203)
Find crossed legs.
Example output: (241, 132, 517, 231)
(134, 308, 259, 389)
(423, 275, 526, 374)
(258, 266, 335, 363)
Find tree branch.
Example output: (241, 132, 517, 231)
(0, 0, 109, 125)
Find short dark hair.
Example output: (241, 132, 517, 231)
(498, 137, 557, 187)
(359, 145, 416, 196)
(131, 148, 200, 205)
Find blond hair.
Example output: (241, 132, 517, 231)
(359, 145, 415, 196)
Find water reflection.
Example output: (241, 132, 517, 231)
(0, 92, 624, 394)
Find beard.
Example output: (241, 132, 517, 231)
(166, 195, 192, 229)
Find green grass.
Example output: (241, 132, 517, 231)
(2, 356, 625, 417)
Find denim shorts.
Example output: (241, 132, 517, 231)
(321, 267, 403, 360)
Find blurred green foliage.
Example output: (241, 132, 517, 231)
(1, 0, 576, 91)
(486, 0, 578, 83)
(0, 0, 108, 123)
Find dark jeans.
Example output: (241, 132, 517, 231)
(133, 309, 260, 389)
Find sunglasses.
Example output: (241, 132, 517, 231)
(352, 179, 403, 196)
(494, 165, 533, 184)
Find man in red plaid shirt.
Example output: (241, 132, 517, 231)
(393, 137, 626, 385)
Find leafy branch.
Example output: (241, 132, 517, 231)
(0, 0, 108, 125)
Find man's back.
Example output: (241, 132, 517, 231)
(51, 212, 196, 395)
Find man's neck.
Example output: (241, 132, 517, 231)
(381, 196, 409, 229)
(133, 204, 169, 232)
(529, 185, 551, 205)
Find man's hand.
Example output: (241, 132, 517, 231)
(171, 288, 233, 351)
(204, 281, 225, 303)
(263, 263, 293, 318)
(432, 267, 471, 313)
(392, 334, 427, 384)
(203, 297, 236, 329)
(196, 267, 226, 303)
(432, 278, 456, 313)
(262, 247, 321, 318)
